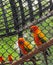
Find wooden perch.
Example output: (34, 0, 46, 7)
(11, 38, 53, 65)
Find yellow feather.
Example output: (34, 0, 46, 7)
(24, 41, 33, 50)
(38, 30, 48, 41)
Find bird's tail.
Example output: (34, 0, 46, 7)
(45, 51, 49, 56)
(45, 48, 51, 56)
(48, 48, 51, 54)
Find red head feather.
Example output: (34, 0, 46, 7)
(8, 55, 13, 61)
(0, 56, 4, 62)
(30, 25, 38, 32)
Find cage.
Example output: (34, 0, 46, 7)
(0, 0, 53, 65)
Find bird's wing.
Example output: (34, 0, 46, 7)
(38, 34, 47, 43)
(24, 41, 33, 52)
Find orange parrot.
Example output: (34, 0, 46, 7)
(18, 38, 34, 55)
(30, 25, 51, 65)
(18, 37, 36, 65)
(30, 25, 48, 46)
(30, 25, 51, 54)
(8, 55, 13, 63)
(0, 56, 5, 64)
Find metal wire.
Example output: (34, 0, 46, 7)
(0, 0, 53, 65)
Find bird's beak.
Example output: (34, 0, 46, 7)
(30, 30, 34, 36)
(30, 29, 33, 33)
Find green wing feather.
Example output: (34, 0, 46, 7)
(38, 35, 47, 43)
(38, 34, 51, 54)
(24, 45, 32, 52)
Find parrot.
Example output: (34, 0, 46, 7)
(30, 25, 51, 54)
(8, 55, 13, 63)
(18, 37, 36, 65)
(30, 25, 51, 65)
(0, 56, 5, 64)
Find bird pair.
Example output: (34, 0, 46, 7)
(18, 25, 51, 56)
(18, 25, 51, 65)
(0, 55, 13, 64)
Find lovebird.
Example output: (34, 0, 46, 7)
(30, 25, 51, 55)
(18, 37, 36, 65)
(30, 25, 51, 65)
(8, 55, 13, 63)
(0, 56, 5, 64)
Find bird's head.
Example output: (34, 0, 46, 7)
(18, 38, 25, 44)
(0, 56, 4, 62)
(8, 54, 13, 61)
(30, 25, 38, 33)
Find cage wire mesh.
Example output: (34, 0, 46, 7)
(0, 0, 53, 65)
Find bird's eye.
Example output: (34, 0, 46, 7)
(20, 42, 23, 44)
